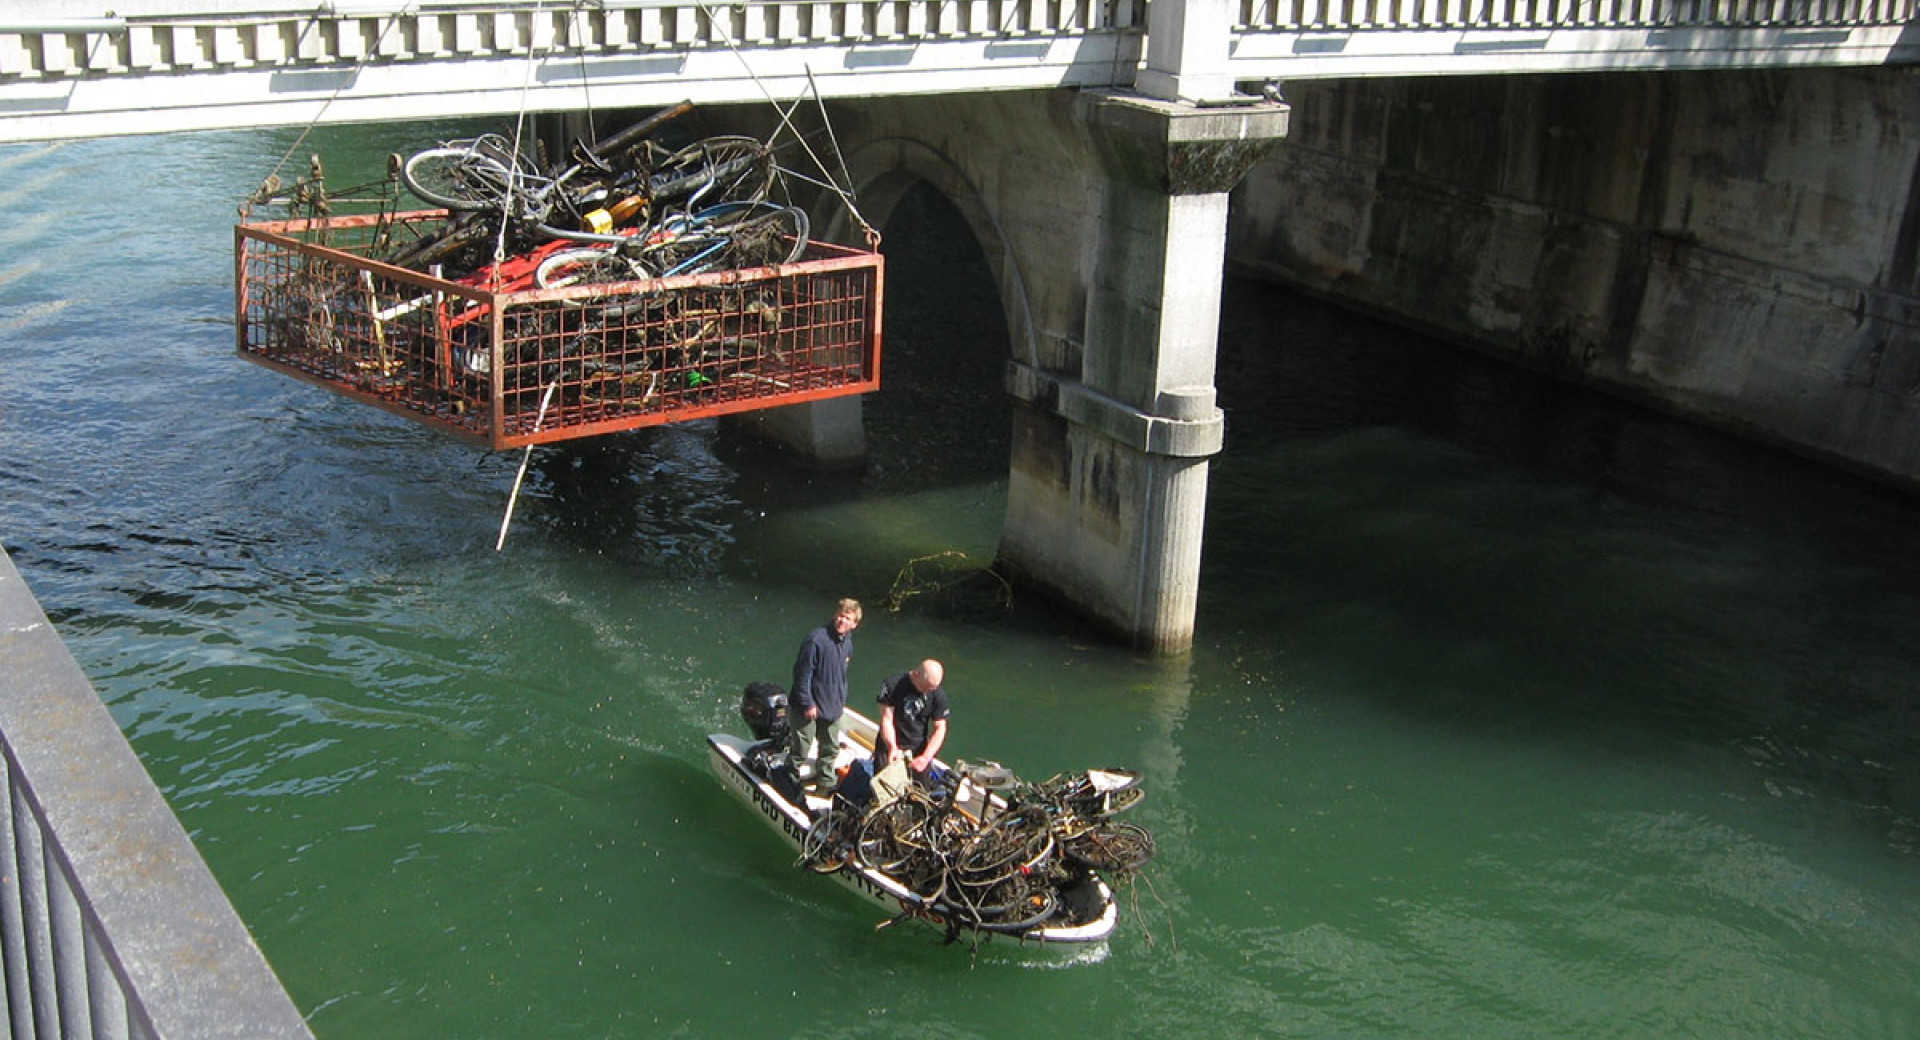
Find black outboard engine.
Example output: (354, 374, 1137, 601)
(740, 681, 789, 744)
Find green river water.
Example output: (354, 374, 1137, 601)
(2, 119, 1918, 1039)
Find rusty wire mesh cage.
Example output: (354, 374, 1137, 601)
(236, 210, 883, 449)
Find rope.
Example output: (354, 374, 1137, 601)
(694, 3, 882, 250)
(494, 0, 551, 282)
(247, 5, 414, 214)
(488, 0, 606, 287)
(804, 66, 882, 250)
(568, 2, 599, 144)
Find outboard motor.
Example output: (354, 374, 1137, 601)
(740, 681, 789, 744)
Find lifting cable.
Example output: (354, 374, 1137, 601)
(243, 4, 415, 219)
(494, 0, 583, 551)
(806, 67, 880, 252)
(493, 0, 606, 281)
(695, 2, 882, 250)
(495, 0, 551, 284)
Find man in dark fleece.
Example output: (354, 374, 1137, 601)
(787, 597, 861, 783)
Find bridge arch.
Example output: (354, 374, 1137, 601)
(827, 134, 1040, 373)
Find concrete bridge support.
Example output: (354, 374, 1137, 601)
(999, 92, 1287, 652)
(738, 89, 1285, 651)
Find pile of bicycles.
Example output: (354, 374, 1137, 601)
(236, 102, 883, 445)
(801, 762, 1156, 935)
(380, 102, 810, 289)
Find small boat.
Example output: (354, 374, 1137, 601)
(706, 696, 1130, 948)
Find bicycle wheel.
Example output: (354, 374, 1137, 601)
(853, 798, 933, 874)
(709, 204, 810, 269)
(800, 810, 851, 874)
(402, 137, 530, 212)
(1063, 820, 1155, 872)
(647, 136, 774, 210)
(981, 880, 1060, 933)
(645, 204, 808, 277)
(944, 871, 1057, 930)
(954, 806, 1054, 882)
(534, 248, 650, 292)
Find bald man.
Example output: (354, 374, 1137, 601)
(874, 659, 950, 780)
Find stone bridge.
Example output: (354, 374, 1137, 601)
(5, 0, 1917, 651)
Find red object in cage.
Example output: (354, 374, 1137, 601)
(235, 210, 883, 450)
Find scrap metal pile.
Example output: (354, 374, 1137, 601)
(376, 102, 808, 286)
(236, 103, 882, 449)
(801, 761, 1155, 936)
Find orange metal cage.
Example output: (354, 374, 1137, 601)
(236, 210, 884, 449)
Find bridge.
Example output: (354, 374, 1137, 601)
(1, 0, 1915, 141)
(6, 0, 1917, 653)
(5, 0, 1915, 654)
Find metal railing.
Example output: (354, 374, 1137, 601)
(0, 547, 315, 1040)
(5, 0, 1909, 79)
(237, 211, 885, 450)
(4, 0, 1915, 141)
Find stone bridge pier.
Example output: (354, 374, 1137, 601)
(733, 89, 1287, 652)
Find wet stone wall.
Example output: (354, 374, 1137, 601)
(1228, 66, 1920, 491)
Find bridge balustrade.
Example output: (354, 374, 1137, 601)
(0, 0, 1144, 81)
(5, 0, 1906, 79)
(5, 0, 1914, 141)
(0, 549, 315, 1040)
(1239, 0, 1918, 30)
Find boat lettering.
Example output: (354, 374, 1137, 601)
(723, 753, 810, 841)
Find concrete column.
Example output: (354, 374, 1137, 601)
(729, 397, 867, 467)
(999, 90, 1287, 653)
(1135, 0, 1236, 103)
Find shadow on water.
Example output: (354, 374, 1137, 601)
(1209, 276, 1920, 858)
(523, 181, 1015, 597)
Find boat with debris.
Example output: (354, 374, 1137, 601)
(705, 687, 1150, 948)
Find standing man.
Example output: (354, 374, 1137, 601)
(875, 659, 949, 782)
(788, 598, 861, 783)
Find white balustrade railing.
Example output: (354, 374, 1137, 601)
(3, 0, 1908, 82)
(0, 0, 1151, 140)
(0, 0, 1915, 138)
(1238, 0, 1918, 30)
(0, 0, 1145, 80)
